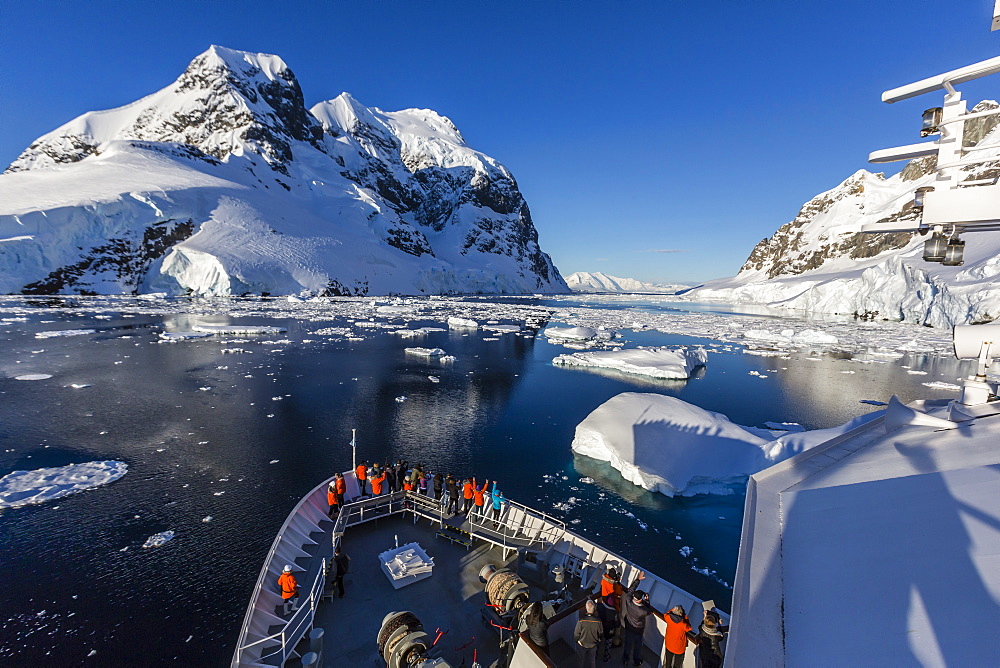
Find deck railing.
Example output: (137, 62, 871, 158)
(239, 557, 328, 666)
(464, 496, 567, 554)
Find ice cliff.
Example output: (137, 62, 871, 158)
(687, 101, 1000, 328)
(571, 393, 881, 497)
(0, 46, 566, 296)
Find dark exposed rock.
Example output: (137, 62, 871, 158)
(21, 219, 195, 295)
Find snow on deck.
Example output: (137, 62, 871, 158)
(728, 400, 1000, 666)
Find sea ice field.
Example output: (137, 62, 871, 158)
(0, 293, 974, 663)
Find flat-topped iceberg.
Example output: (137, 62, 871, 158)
(572, 393, 880, 497)
(0, 460, 128, 508)
(404, 347, 447, 358)
(545, 326, 613, 341)
(553, 346, 707, 380)
(447, 316, 479, 329)
(191, 324, 286, 335)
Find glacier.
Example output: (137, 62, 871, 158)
(0, 46, 566, 297)
(686, 101, 1000, 328)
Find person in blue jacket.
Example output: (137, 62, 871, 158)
(490, 481, 506, 528)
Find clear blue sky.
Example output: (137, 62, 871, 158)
(3, 1, 999, 284)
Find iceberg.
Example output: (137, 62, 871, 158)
(553, 347, 707, 380)
(0, 460, 128, 509)
(571, 393, 881, 496)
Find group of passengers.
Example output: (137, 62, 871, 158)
(326, 461, 507, 526)
(565, 568, 728, 668)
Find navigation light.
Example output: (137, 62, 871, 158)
(920, 107, 943, 137)
(922, 231, 948, 262)
(942, 236, 965, 266)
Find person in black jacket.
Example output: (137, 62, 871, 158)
(694, 611, 728, 668)
(433, 470, 444, 500)
(523, 602, 550, 656)
(574, 600, 604, 668)
(621, 571, 654, 666)
(332, 545, 350, 598)
(385, 464, 396, 494)
(445, 474, 460, 514)
(394, 460, 406, 492)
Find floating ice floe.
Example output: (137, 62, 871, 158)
(34, 329, 96, 339)
(142, 530, 175, 548)
(0, 460, 128, 509)
(553, 347, 707, 380)
(68, 383, 91, 389)
(481, 323, 521, 333)
(922, 381, 962, 391)
(447, 316, 479, 329)
(572, 393, 881, 497)
(428, 376, 440, 383)
(404, 347, 447, 358)
(742, 328, 838, 346)
(393, 327, 446, 338)
(191, 324, 286, 335)
(15, 373, 52, 381)
(158, 331, 214, 342)
(395, 396, 407, 403)
(545, 326, 615, 341)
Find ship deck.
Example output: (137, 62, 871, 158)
(288, 511, 666, 667)
(235, 486, 715, 668)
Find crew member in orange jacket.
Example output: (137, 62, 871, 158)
(327, 481, 339, 518)
(462, 478, 474, 514)
(334, 473, 347, 506)
(663, 604, 692, 668)
(472, 478, 490, 516)
(278, 564, 299, 614)
(370, 468, 387, 496)
(356, 462, 368, 497)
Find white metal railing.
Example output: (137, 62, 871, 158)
(232, 471, 344, 667)
(243, 557, 328, 665)
(464, 497, 567, 555)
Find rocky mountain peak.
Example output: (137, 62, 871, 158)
(6, 46, 324, 174)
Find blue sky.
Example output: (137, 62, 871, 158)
(3, 1, 999, 284)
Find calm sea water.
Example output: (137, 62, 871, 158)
(0, 298, 972, 664)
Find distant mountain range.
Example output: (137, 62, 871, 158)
(565, 271, 688, 294)
(687, 101, 1000, 327)
(0, 46, 567, 296)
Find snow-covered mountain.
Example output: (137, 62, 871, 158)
(565, 271, 687, 294)
(687, 101, 1000, 327)
(0, 46, 566, 296)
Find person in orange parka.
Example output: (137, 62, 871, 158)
(334, 472, 347, 506)
(355, 462, 368, 498)
(599, 567, 623, 647)
(370, 468, 387, 496)
(462, 478, 474, 514)
(327, 481, 339, 518)
(277, 564, 299, 614)
(663, 604, 692, 668)
(472, 478, 490, 516)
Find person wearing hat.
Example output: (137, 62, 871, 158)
(598, 566, 624, 647)
(663, 604, 692, 668)
(621, 571, 654, 666)
(277, 565, 298, 615)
